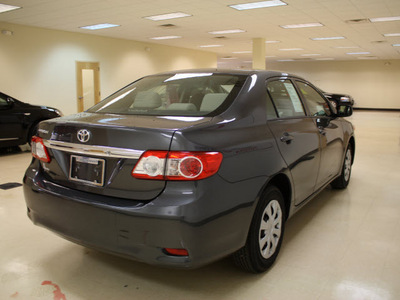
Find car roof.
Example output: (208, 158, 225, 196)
(151, 69, 305, 80)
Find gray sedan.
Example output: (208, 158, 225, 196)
(24, 69, 354, 273)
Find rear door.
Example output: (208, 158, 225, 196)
(266, 79, 321, 205)
(0, 95, 23, 145)
(294, 80, 344, 188)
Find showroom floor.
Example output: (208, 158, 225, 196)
(0, 111, 399, 300)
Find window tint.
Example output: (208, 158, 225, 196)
(296, 81, 332, 117)
(88, 73, 246, 117)
(267, 80, 305, 118)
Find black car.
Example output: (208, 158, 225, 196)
(323, 91, 354, 116)
(0, 92, 62, 147)
(23, 70, 355, 273)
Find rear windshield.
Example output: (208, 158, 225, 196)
(88, 73, 247, 116)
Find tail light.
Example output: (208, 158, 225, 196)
(132, 151, 222, 181)
(31, 136, 51, 163)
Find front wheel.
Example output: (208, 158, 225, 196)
(233, 186, 285, 273)
(331, 144, 353, 189)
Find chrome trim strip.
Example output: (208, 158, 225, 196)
(43, 139, 144, 159)
(0, 137, 19, 141)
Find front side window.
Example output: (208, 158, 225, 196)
(88, 73, 247, 117)
(267, 80, 305, 118)
(295, 81, 332, 117)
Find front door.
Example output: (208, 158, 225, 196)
(294, 80, 344, 188)
(266, 79, 321, 205)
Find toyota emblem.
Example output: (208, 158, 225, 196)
(77, 129, 91, 143)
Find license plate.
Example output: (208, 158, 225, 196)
(69, 155, 105, 186)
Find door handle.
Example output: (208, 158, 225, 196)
(280, 132, 294, 144)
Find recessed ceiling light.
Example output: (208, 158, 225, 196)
(209, 29, 246, 35)
(384, 33, 400, 37)
(200, 44, 223, 48)
(369, 16, 400, 22)
(265, 55, 277, 58)
(358, 56, 378, 59)
(311, 37, 346, 41)
(302, 54, 321, 56)
(150, 36, 182, 40)
(265, 40, 281, 43)
(346, 52, 371, 55)
(229, 0, 287, 11)
(233, 51, 252, 54)
(144, 12, 192, 21)
(277, 59, 295, 62)
(280, 23, 323, 29)
(315, 58, 335, 61)
(0, 4, 21, 13)
(279, 48, 303, 51)
(393, 44, 400, 47)
(80, 23, 120, 30)
(334, 46, 360, 49)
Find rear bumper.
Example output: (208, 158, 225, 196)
(23, 164, 265, 269)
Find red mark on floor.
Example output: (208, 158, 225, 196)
(42, 281, 67, 300)
(10, 292, 19, 298)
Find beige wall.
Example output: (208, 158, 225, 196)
(0, 22, 217, 115)
(268, 59, 400, 109)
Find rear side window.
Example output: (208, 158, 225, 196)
(295, 81, 332, 117)
(0, 95, 9, 107)
(267, 80, 305, 118)
(88, 73, 247, 116)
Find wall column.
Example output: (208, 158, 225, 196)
(252, 38, 266, 70)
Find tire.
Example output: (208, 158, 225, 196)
(331, 144, 353, 189)
(27, 123, 39, 146)
(233, 186, 286, 273)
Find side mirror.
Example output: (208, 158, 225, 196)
(317, 117, 331, 128)
(337, 105, 353, 117)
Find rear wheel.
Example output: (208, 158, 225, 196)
(331, 144, 352, 189)
(233, 186, 285, 273)
(27, 123, 39, 146)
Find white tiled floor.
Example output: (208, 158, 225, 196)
(0, 111, 399, 300)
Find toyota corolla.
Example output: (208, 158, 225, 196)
(23, 70, 355, 273)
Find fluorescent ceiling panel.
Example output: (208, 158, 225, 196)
(346, 52, 371, 55)
(200, 44, 223, 48)
(393, 44, 400, 47)
(334, 46, 360, 49)
(150, 36, 182, 40)
(144, 12, 191, 21)
(80, 23, 120, 30)
(209, 29, 246, 34)
(311, 37, 345, 41)
(369, 16, 400, 22)
(229, 1, 287, 10)
(279, 48, 303, 51)
(384, 33, 400, 37)
(233, 51, 252, 54)
(265, 40, 281, 43)
(0, 4, 21, 13)
(281, 23, 323, 29)
(302, 54, 321, 56)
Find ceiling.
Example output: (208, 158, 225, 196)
(1, 0, 399, 67)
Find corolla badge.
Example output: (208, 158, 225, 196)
(77, 129, 91, 143)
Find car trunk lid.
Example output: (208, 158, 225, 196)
(36, 112, 211, 201)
